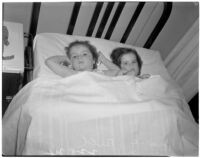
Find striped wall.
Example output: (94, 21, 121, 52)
(3, 2, 199, 59)
(28, 2, 172, 49)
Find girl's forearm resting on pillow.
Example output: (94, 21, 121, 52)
(47, 55, 70, 64)
(45, 56, 76, 77)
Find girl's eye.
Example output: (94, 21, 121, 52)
(72, 56, 77, 59)
(83, 53, 88, 56)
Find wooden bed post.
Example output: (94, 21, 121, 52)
(28, 2, 41, 47)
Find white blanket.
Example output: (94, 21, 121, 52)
(2, 72, 198, 156)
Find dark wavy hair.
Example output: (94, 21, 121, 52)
(65, 40, 98, 69)
(110, 47, 143, 75)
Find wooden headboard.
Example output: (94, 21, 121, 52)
(27, 2, 172, 49)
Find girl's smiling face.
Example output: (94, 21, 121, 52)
(69, 44, 95, 71)
(120, 52, 140, 75)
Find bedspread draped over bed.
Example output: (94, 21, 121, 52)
(2, 72, 198, 156)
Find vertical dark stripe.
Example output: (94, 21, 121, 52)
(120, 2, 145, 43)
(86, 2, 103, 37)
(28, 2, 41, 46)
(105, 2, 125, 40)
(67, 2, 81, 35)
(144, 2, 172, 48)
(95, 2, 115, 38)
(2, 3, 5, 20)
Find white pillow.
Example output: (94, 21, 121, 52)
(33, 33, 171, 80)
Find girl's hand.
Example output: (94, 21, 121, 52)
(125, 70, 136, 76)
(97, 51, 120, 71)
(116, 69, 134, 76)
(97, 51, 103, 56)
(60, 60, 71, 67)
(97, 51, 104, 62)
(119, 69, 136, 77)
(138, 74, 150, 79)
(58, 57, 71, 67)
(116, 69, 126, 76)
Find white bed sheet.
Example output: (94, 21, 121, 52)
(2, 72, 198, 156)
(33, 33, 172, 81)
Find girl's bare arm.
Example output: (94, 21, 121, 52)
(98, 51, 120, 70)
(45, 56, 77, 77)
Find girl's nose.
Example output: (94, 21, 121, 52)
(77, 55, 83, 59)
(128, 63, 133, 68)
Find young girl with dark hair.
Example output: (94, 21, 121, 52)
(98, 47, 150, 78)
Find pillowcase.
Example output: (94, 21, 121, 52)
(33, 33, 171, 80)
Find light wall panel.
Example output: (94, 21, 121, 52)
(37, 2, 74, 34)
(73, 2, 96, 36)
(3, 3, 32, 34)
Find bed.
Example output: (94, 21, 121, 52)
(2, 2, 199, 156)
(3, 33, 198, 156)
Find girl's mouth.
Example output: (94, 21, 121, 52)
(78, 61, 84, 64)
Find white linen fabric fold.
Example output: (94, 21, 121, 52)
(2, 72, 198, 156)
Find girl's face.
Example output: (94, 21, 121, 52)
(120, 52, 140, 75)
(69, 44, 95, 71)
